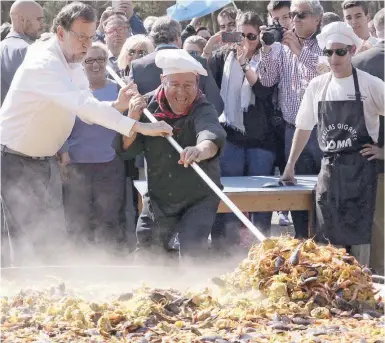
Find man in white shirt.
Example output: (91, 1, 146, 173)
(282, 22, 384, 265)
(0, 2, 172, 266)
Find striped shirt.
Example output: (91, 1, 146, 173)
(259, 37, 322, 125)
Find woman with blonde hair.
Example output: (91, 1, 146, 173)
(117, 34, 154, 76)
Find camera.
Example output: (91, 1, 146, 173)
(262, 21, 285, 46)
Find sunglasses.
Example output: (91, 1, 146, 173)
(128, 49, 148, 57)
(241, 32, 258, 41)
(289, 11, 312, 19)
(84, 57, 106, 64)
(323, 47, 351, 57)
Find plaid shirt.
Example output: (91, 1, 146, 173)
(259, 37, 322, 125)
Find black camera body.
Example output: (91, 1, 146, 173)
(262, 21, 285, 46)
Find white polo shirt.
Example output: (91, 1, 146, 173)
(0, 36, 135, 157)
(295, 68, 384, 143)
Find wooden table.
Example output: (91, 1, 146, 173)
(134, 175, 318, 233)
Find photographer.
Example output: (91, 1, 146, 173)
(259, 0, 324, 238)
(209, 12, 276, 254)
(268, 1, 293, 29)
(202, 7, 238, 59)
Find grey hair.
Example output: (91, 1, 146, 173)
(103, 13, 129, 29)
(51, 2, 96, 33)
(374, 8, 385, 39)
(149, 16, 181, 46)
(291, 0, 324, 19)
(89, 42, 109, 59)
(183, 35, 207, 51)
(143, 16, 158, 34)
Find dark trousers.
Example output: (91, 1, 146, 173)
(120, 159, 139, 251)
(136, 194, 220, 261)
(285, 125, 322, 238)
(211, 141, 275, 254)
(1, 152, 51, 266)
(62, 157, 125, 250)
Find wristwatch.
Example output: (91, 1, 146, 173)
(242, 64, 250, 73)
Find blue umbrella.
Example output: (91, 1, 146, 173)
(167, 0, 234, 22)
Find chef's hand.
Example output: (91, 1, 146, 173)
(178, 146, 203, 168)
(280, 163, 297, 185)
(282, 30, 301, 56)
(58, 152, 70, 168)
(360, 144, 385, 161)
(113, 82, 138, 113)
(128, 94, 147, 120)
(133, 121, 173, 137)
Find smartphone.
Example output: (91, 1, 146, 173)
(221, 31, 243, 43)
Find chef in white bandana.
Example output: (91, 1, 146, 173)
(0, 2, 172, 266)
(282, 22, 384, 265)
(115, 48, 226, 262)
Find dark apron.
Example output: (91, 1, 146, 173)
(315, 68, 377, 246)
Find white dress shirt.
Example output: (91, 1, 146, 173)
(296, 68, 384, 142)
(0, 36, 135, 157)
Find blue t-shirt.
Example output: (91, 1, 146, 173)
(68, 79, 119, 164)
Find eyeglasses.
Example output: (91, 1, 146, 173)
(84, 57, 106, 64)
(105, 26, 129, 36)
(289, 11, 313, 19)
(241, 32, 258, 41)
(323, 47, 351, 57)
(187, 50, 201, 57)
(127, 49, 148, 57)
(69, 30, 96, 43)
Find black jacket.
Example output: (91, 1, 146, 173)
(209, 49, 276, 151)
(128, 45, 224, 115)
(181, 25, 196, 44)
(114, 94, 226, 215)
(352, 40, 384, 172)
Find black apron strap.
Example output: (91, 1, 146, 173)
(352, 67, 361, 102)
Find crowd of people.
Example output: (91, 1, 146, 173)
(0, 0, 384, 273)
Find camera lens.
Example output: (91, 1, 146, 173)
(262, 31, 275, 46)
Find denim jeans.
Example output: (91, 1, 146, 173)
(211, 141, 276, 254)
(285, 125, 322, 238)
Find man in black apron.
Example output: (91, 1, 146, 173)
(282, 22, 384, 265)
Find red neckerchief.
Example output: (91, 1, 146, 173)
(153, 86, 202, 120)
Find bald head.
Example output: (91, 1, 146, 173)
(10, 0, 44, 40)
